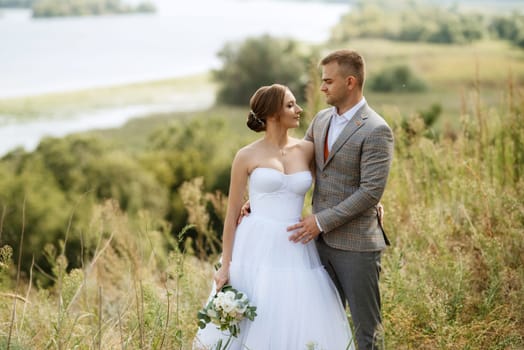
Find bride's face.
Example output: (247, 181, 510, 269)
(279, 89, 302, 129)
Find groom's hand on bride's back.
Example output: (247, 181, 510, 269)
(237, 200, 251, 225)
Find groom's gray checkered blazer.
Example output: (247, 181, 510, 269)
(306, 103, 394, 252)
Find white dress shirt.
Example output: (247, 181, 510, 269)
(314, 97, 367, 233)
(326, 97, 367, 151)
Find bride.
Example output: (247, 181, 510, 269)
(193, 84, 354, 350)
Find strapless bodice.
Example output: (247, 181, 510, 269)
(249, 167, 312, 222)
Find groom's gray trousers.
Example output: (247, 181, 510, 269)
(316, 236, 383, 350)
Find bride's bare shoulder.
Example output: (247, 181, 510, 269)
(235, 139, 264, 162)
(239, 138, 264, 153)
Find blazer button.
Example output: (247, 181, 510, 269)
(322, 173, 328, 178)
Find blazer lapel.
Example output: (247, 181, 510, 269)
(324, 105, 369, 166)
(318, 112, 332, 170)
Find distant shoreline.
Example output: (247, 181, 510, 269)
(1, 0, 156, 18)
(0, 73, 216, 155)
(0, 73, 215, 121)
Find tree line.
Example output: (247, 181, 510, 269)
(330, 0, 524, 48)
(0, 0, 155, 17)
(0, 0, 520, 285)
(0, 113, 249, 285)
(0, 0, 32, 7)
(0, 30, 461, 284)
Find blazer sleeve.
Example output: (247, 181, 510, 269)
(316, 123, 394, 233)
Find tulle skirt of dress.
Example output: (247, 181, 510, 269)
(193, 214, 354, 350)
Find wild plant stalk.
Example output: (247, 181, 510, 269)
(118, 306, 125, 350)
(52, 200, 119, 348)
(134, 278, 145, 349)
(53, 192, 90, 350)
(173, 225, 194, 350)
(19, 257, 34, 335)
(159, 281, 170, 350)
(98, 286, 102, 350)
(179, 177, 221, 259)
(7, 198, 26, 350)
(174, 254, 184, 350)
(65, 223, 116, 314)
(304, 54, 324, 130)
(1, 75, 520, 349)
(0, 197, 207, 348)
(0, 204, 6, 243)
(55, 254, 65, 349)
(379, 76, 524, 348)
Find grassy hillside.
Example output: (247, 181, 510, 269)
(0, 37, 523, 348)
(347, 39, 524, 127)
(1, 80, 522, 348)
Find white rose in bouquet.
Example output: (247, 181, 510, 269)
(197, 285, 257, 339)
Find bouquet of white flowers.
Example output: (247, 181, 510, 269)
(197, 284, 257, 339)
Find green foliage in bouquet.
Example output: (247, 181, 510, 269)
(197, 285, 257, 338)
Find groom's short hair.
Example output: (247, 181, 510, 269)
(320, 49, 365, 88)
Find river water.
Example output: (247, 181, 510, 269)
(0, 0, 349, 154)
(0, 0, 349, 97)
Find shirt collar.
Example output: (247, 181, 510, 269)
(332, 97, 367, 123)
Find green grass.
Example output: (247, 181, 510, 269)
(82, 105, 255, 153)
(0, 37, 523, 349)
(0, 73, 215, 121)
(348, 39, 524, 86)
(1, 38, 523, 127)
(0, 201, 214, 349)
(1, 85, 522, 347)
(308, 39, 524, 132)
(74, 39, 524, 149)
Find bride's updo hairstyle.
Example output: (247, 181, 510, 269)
(247, 84, 287, 132)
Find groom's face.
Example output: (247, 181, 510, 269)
(320, 62, 351, 108)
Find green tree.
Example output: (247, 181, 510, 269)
(0, 135, 168, 282)
(32, 135, 167, 216)
(490, 13, 524, 48)
(367, 65, 427, 93)
(31, 0, 155, 18)
(330, 0, 485, 44)
(0, 0, 33, 7)
(330, 2, 396, 43)
(145, 117, 238, 236)
(427, 12, 484, 44)
(213, 35, 310, 106)
(0, 156, 70, 285)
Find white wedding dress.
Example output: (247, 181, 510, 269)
(194, 167, 354, 350)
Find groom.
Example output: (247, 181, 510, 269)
(288, 49, 394, 350)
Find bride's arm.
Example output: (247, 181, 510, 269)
(309, 156, 316, 182)
(214, 150, 249, 291)
(303, 140, 315, 181)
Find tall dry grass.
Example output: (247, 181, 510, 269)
(0, 78, 522, 349)
(379, 77, 523, 349)
(0, 200, 213, 349)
